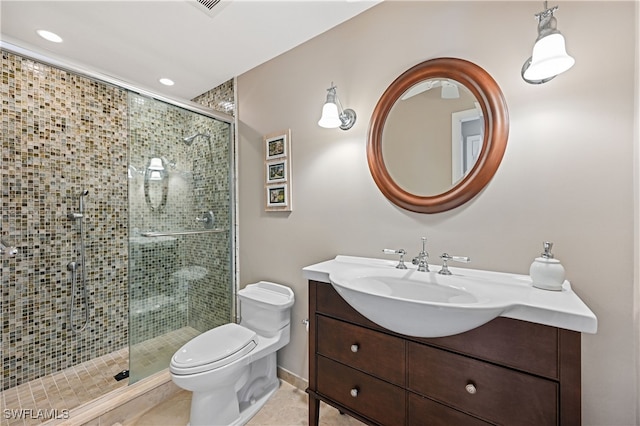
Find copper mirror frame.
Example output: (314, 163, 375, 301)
(367, 57, 509, 213)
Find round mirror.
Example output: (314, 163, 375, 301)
(367, 58, 509, 213)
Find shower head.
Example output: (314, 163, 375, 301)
(183, 133, 210, 146)
(80, 189, 89, 196)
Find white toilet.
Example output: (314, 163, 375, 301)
(170, 281, 295, 426)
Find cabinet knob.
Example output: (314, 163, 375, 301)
(350, 344, 359, 353)
(350, 388, 359, 397)
(465, 383, 477, 394)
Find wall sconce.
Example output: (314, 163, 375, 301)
(318, 84, 356, 130)
(148, 157, 165, 171)
(521, 1, 575, 84)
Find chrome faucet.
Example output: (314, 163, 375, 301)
(412, 237, 429, 272)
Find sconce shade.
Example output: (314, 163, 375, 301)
(522, 3, 574, 84)
(318, 102, 342, 128)
(523, 32, 575, 81)
(441, 81, 460, 99)
(149, 170, 163, 181)
(148, 157, 165, 170)
(318, 84, 357, 130)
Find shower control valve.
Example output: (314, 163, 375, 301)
(195, 211, 215, 229)
(1, 238, 18, 258)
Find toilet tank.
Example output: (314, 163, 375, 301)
(238, 281, 295, 337)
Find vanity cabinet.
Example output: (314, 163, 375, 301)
(307, 280, 581, 426)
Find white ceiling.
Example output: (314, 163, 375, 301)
(0, 0, 379, 101)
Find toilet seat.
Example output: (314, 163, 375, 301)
(170, 323, 257, 375)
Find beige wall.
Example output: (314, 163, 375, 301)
(237, 2, 637, 424)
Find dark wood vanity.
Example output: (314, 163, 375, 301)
(307, 279, 581, 425)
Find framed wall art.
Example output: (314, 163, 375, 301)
(264, 129, 292, 212)
(266, 159, 287, 184)
(266, 184, 289, 208)
(265, 131, 288, 160)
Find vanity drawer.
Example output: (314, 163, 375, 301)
(421, 317, 559, 379)
(408, 343, 557, 425)
(317, 315, 405, 386)
(317, 356, 406, 426)
(408, 393, 491, 426)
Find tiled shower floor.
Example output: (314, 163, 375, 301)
(0, 327, 199, 426)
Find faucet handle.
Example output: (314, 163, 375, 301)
(1, 238, 18, 258)
(382, 249, 408, 269)
(438, 253, 471, 275)
(195, 211, 215, 229)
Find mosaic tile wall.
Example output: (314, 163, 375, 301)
(1, 50, 235, 392)
(1, 51, 129, 391)
(192, 79, 235, 117)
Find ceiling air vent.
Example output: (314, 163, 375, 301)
(188, 0, 232, 18)
(198, 0, 221, 10)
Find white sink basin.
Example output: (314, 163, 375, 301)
(303, 255, 597, 338)
(330, 266, 508, 337)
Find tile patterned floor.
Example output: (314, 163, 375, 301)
(0, 327, 198, 426)
(132, 380, 366, 426)
(2, 328, 358, 426)
(1, 349, 128, 426)
(129, 327, 200, 383)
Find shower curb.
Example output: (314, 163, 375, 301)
(43, 369, 179, 426)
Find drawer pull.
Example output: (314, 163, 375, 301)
(350, 344, 359, 353)
(350, 387, 359, 397)
(465, 383, 477, 394)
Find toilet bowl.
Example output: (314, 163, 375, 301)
(170, 281, 294, 426)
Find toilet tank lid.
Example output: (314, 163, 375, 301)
(238, 281, 294, 308)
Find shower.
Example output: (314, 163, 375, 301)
(67, 189, 90, 333)
(1, 49, 234, 417)
(128, 94, 233, 384)
(183, 132, 210, 145)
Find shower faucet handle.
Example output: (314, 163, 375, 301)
(195, 211, 215, 229)
(1, 238, 18, 258)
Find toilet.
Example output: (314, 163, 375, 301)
(170, 281, 295, 426)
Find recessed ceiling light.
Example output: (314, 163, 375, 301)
(159, 78, 175, 86)
(36, 30, 63, 43)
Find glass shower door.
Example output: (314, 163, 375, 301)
(127, 93, 233, 383)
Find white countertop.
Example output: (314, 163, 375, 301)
(303, 255, 597, 334)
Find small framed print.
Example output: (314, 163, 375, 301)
(266, 184, 289, 210)
(265, 130, 289, 160)
(266, 160, 287, 183)
(264, 129, 292, 212)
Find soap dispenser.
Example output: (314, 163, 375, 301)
(529, 242, 566, 291)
